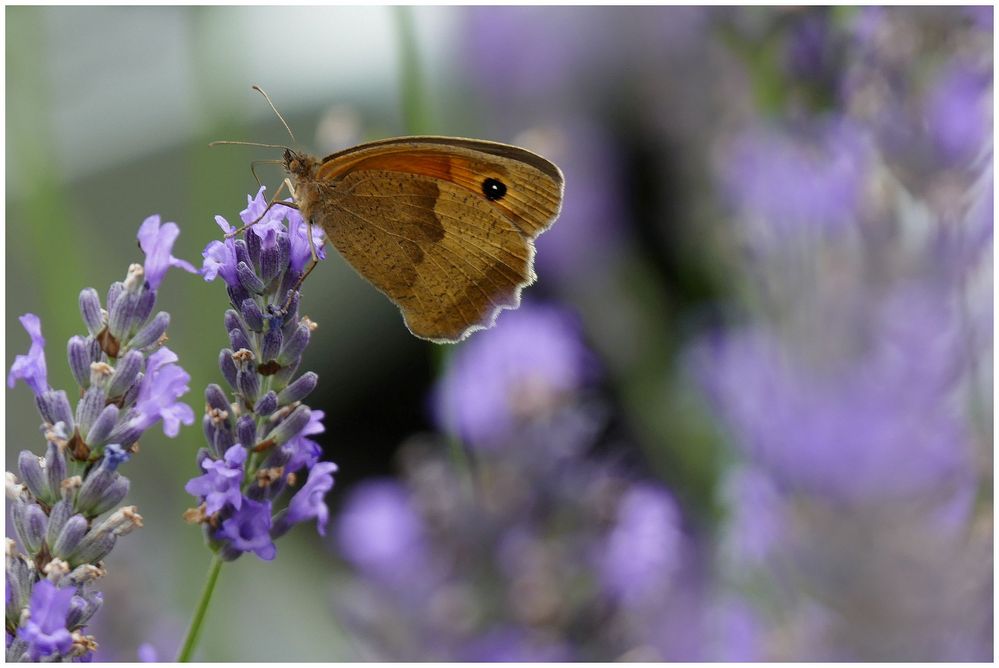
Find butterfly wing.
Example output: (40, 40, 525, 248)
(313, 139, 564, 343)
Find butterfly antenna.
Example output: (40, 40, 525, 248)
(209, 140, 294, 150)
(252, 85, 297, 145)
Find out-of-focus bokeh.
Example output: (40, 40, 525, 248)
(6, 6, 992, 661)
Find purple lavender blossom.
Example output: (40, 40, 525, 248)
(185, 444, 247, 514)
(924, 60, 991, 166)
(600, 483, 683, 604)
(137, 215, 197, 290)
(7, 314, 48, 396)
(17, 581, 74, 661)
(129, 347, 195, 437)
(219, 498, 277, 561)
(201, 216, 239, 284)
(336, 480, 427, 583)
(433, 303, 593, 448)
(283, 409, 325, 474)
(719, 118, 870, 240)
(281, 461, 337, 536)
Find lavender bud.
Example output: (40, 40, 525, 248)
(85, 404, 119, 448)
(51, 515, 89, 559)
(17, 451, 50, 501)
(108, 351, 143, 398)
(246, 228, 262, 269)
(13, 502, 48, 554)
(70, 532, 116, 566)
(6, 551, 33, 615)
(66, 591, 104, 629)
(236, 367, 260, 402)
(205, 384, 230, 413)
(107, 290, 138, 340)
(226, 283, 250, 311)
(79, 288, 104, 335)
(37, 390, 75, 434)
(278, 372, 318, 405)
(261, 326, 283, 362)
(234, 238, 252, 269)
(276, 234, 291, 277)
(129, 311, 170, 350)
(45, 442, 67, 494)
(75, 386, 107, 439)
(278, 321, 312, 365)
(43, 558, 70, 582)
(120, 372, 143, 410)
(219, 349, 238, 389)
(224, 309, 245, 337)
(131, 288, 156, 328)
(240, 299, 264, 332)
(67, 336, 93, 388)
(75, 468, 117, 517)
(260, 244, 282, 284)
(90, 476, 129, 517)
(237, 414, 257, 449)
(254, 391, 278, 416)
(265, 405, 312, 446)
(123, 263, 145, 293)
(106, 281, 124, 312)
(229, 327, 252, 354)
(47, 499, 73, 547)
(195, 448, 213, 470)
(237, 261, 266, 295)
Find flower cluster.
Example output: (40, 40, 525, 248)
(695, 8, 992, 660)
(185, 188, 336, 561)
(332, 303, 731, 660)
(6, 216, 195, 662)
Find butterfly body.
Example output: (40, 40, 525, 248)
(283, 137, 564, 343)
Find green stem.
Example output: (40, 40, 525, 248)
(393, 5, 430, 134)
(176, 555, 223, 662)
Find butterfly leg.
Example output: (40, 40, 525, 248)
(281, 246, 323, 313)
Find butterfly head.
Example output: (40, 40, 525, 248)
(283, 149, 317, 181)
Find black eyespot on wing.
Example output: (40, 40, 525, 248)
(482, 177, 507, 201)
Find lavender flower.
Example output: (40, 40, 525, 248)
(433, 303, 594, 449)
(6, 215, 195, 662)
(185, 189, 336, 562)
(16, 580, 75, 661)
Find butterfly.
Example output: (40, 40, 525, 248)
(218, 88, 564, 344)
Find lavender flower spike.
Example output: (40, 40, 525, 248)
(185, 191, 335, 564)
(6, 213, 195, 662)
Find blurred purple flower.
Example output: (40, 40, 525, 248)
(433, 303, 593, 448)
(785, 11, 832, 80)
(719, 118, 870, 240)
(925, 60, 991, 166)
(130, 347, 195, 437)
(461, 627, 573, 661)
(336, 480, 427, 583)
(184, 444, 246, 515)
(283, 461, 337, 536)
(7, 314, 48, 397)
(219, 498, 276, 561)
(137, 215, 197, 290)
(17, 581, 74, 661)
(698, 283, 974, 506)
(600, 483, 683, 604)
(530, 120, 626, 281)
(718, 467, 787, 569)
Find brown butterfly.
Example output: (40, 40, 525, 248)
(220, 88, 564, 344)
